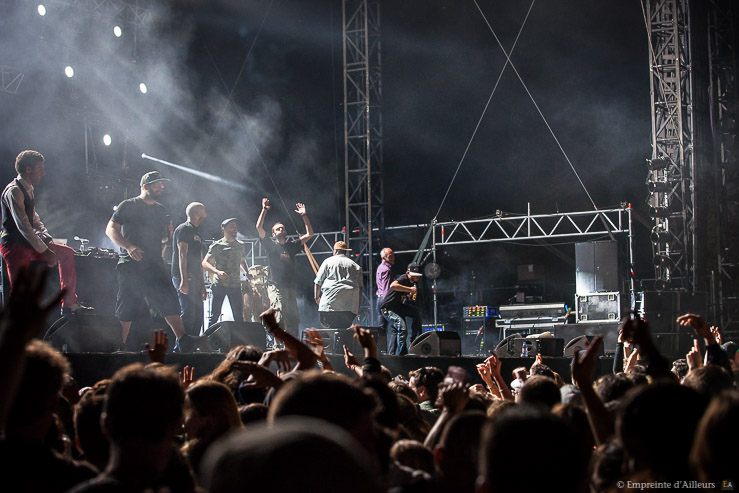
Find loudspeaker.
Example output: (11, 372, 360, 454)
(555, 322, 620, 353)
(512, 337, 565, 357)
(408, 331, 461, 356)
(495, 333, 523, 357)
(205, 321, 267, 352)
(563, 335, 605, 358)
(333, 326, 386, 356)
(44, 313, 122, 353)
(575, 240, 618, 294)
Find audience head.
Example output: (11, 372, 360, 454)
(436, 411, 486, 492)
(690, 390, 739, 484)
(518, 375, 561, 409)
(201, 417, 382, 493)
(594, 373, 634, 403)
(682, 365, 734, 398)
(184, 380, 242, 442)
(238, 403, 269, 426)
(74, 379, 111, 469)
(671, 358, 689, 381)
(388, 380, 418, 403)
(408, 367, 444, 404)
(529, 363, 556, 381)
(390, 439, 435, 475)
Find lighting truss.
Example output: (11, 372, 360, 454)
(645, 0, 696, 291)
(238, 206, 634, 324)
(343, 0, 385, 323)
(709, 0, 739, 331)
(0, 65, 23, 94)
(51, 0, 150, 27)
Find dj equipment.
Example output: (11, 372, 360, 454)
(496, 302, 568, 338)
(461, 305, 499, 356)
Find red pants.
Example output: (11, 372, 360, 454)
(0, 242, 78, 307)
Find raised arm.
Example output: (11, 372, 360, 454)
(106, 220, 142, 261)
(256, 198, 270, 239)
(295, 203, 314, 244)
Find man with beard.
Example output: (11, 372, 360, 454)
(256, 198, 313, 337)
(171, 202, 207, 336)
(106, 172, 199, 352)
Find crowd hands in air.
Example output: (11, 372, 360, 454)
(1, 266, 738, 492)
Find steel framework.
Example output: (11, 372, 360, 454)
(646, 0, 696, 291)
(0, 65, 24, 94)
(342, 0, 385, 324)
(709, 0, 739, 330)
(240, 206, 634, 323)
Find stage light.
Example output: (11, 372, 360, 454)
(650, 227, 669, 243)
(37, 4, 46, 16)
(64, 66, 74, 78)
(648, 181, 674, 193)
(653, 254, 675, 267)
(648, 156, 670, 171)
(113, 25, 122, 37)
(103, 134, 112, 146)
(139, 83, 148, 94)
(649, 206, 673, 219)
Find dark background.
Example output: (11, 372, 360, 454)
(0, 0, 657, 326)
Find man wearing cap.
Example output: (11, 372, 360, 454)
(313, 241, 362, 329)
(171, 202, 207, 336)
(202, 217, 248, 328)
(256, 198, 314, 337)
(380, 262, 423, 355)
(1, 150, 91, 314)
(106, 171, 197, 352)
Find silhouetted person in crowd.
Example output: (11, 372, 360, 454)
(409, 366, 444, 425)
(73, 380, 111, 471)
(517, 374, 561, 409)
(68, 363, 196, 493)
(0, 340, 97, 493)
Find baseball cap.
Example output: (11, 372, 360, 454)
(407, 262, 423, 277)
(221, 218, 238, 229)
(333, 241, 351, 251)
(140, 171, 170, 187)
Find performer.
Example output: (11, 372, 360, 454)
(171, 202, 207, 336)
(313, 241, 362, 328)
(375, 247, 395, 328)
(202, 217, 248, 327)
(380, 262, 423, 355)
(0, 150, 90, 314)
(105, 171, 198, 352)
(255, 198, 314, 337)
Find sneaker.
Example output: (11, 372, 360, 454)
(61, 302, 95, 315)
(174, 334, 203, 353)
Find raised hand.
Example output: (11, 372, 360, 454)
(233, 361, 284, 389)
(440, 382, 470, 413)
(571, 335, 604, 388)
(262, 198, 271, 210)
(343, 344, 360, 369)
(179, 365, 195, 388)
(709, 325, 722, 345)
(353, 325, 378, 359)
(295, 203, 306, 216)
(476, 362, 494, 388)
(144, 329, 168, 364)
(676, 313, 712, 339)
(258, 349, 292, 373)
(686, 339, 703, 372)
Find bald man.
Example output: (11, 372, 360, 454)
(172, 202, 207, 336)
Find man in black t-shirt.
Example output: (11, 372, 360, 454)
(381, 262, 423, 355)
(105, 171, 199, 352)
(255, 197, 313, 337)
(171, 202, 207, 336)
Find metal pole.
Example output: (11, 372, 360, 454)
(432, 219, 438, 328)
(627, 204, 636, 309)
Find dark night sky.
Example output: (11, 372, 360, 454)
(0, 0, 658, 314)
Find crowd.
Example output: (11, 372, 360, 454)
(0, 264, 737, 493)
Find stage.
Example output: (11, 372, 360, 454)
(64, 351, 616, 388)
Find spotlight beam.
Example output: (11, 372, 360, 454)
(141, 153, 248, 191)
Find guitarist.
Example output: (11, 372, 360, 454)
(256, 198, 314, 337)
(0, 150, 90, 314)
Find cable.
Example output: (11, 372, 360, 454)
(473, 0, 599, 211)
(433, 0, 536, 221)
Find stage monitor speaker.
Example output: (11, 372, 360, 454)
(44, 313, 122, 353)
(205, 321, 267, 353)
(409, 331, 461, 357)
(555, 322, 620, 354)
(512, 337, 565, 357)
(494, 333, 523, 358)
(333, 326, 386, 356)
(575, 240, 618, 294)
(563, 335, 606, 358)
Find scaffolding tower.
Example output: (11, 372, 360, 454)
(343, 0, 384, 324)
(646, 0, 697, 291)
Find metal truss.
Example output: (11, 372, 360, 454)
(51, 0, 150, 27)
(645, 0, 696, 291)
(343, 0, 384, 324)
(239, 206, 634, 324)
(708, 0, 739, 330)
(0, 65, 23, 94)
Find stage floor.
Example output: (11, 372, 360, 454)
(64, 351, 615, 388)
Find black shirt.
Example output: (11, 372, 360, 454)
(261, 237, 302, 289)
(381, 273, 413, 312)
(110, 197, 168, 265)
(171, 221, 204, 280)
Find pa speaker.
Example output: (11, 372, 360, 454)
(564, 335, 606, 358)
(408, 331, 461, 357)
(494, 333, 523, 357)
(44, 313, 122, 353)
(204, 321, 267, 352)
